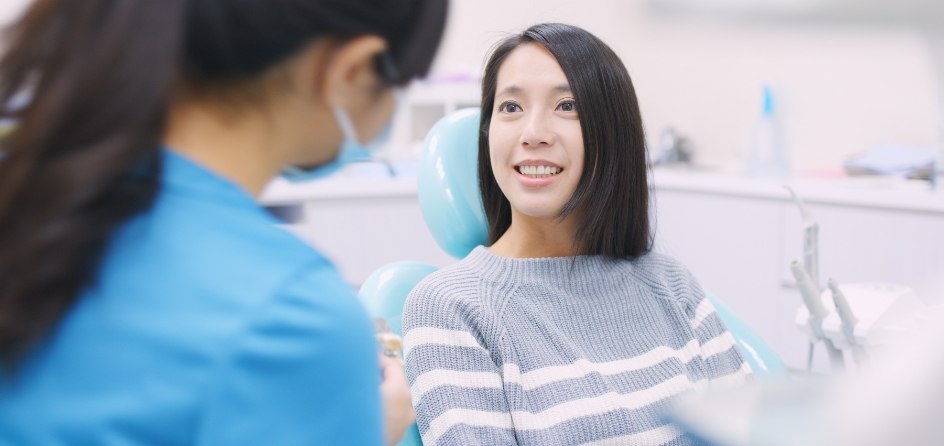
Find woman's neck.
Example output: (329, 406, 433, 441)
(162, 101, 286, 197)
(488, 214, 580, 259)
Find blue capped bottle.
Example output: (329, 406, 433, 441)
(745, 85, 789, 178)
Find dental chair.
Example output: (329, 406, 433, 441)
(359, 108, 787, 446)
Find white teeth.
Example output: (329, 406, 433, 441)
(518, 165, 561, 177)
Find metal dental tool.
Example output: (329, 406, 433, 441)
(828, 278, 869, 366)
(791, 261, 845, 371)
(785, 185, 820, 289)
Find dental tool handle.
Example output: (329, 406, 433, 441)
(791, 261, 844, 371)
(828, 279, 857, 340)
(804, 224, 820, 290)
(791, 261, 828, 320)
(828, 278, 869, 366)
(785, 185, 821, 289)
(784, 185, 814, 223)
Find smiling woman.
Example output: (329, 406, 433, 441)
(479, 24, 651, 260)
(486, 43, 585, 239)
(402, 23, 752, 445)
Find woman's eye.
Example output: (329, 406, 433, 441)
(557, 100, 576, 112)
(498, 102, 521, 113)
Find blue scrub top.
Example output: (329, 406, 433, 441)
(0, 150, 383, 445)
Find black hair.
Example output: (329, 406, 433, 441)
(478, 23, 652, 259)
(0, 0, 447, 365)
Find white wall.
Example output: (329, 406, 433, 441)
(433, 0, 940, 172)
(0, 0, 26, 29)
(3, 0, 935, 173)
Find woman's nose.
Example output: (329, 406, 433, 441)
(520, 111, 555, 148)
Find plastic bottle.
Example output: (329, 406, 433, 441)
(745, 85, 789, 178)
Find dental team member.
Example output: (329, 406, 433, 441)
(0, 0, 446, 445)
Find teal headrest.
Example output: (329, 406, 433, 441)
(416, 108, 488, 259)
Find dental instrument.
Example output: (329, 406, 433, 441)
(784, 185, 819, 289)
(791, 261, 845, 371)
(827, 278, 868, 366)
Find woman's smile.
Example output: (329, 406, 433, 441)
(514, 160, 564, 187)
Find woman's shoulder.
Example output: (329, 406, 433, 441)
(403, 249, 506, 329)
(629, 249, 687, 273)
(628, 250, 706, 309)
(407, 256, 486, 309)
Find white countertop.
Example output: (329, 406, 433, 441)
(260, 164, 944, 214)
(261, 176, 419, 205)
(652, 167, 944, 214)
(260, 162, 420, 205)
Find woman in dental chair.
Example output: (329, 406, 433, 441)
(402, 23, 751, 445)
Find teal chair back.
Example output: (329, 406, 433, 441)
(359, 108, 787, 446)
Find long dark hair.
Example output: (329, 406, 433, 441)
(478, 23, 652, 259)
(0, 0, 447, 365)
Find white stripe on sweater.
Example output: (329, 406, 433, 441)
(424, 374, 702, 445)
(701, 332, 738, 358)
(710, 362, 753, 388)
(580, 424, 684, 445)
(411, 369, 504, 402)
(403, 327, 486, 358)
(410, 332, 738, 400)
(424, 407, 514, 445)
(503, 339, 704, 391)
(690, 299, 715, 330)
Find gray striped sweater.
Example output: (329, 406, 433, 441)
(403, 246, 751, 445)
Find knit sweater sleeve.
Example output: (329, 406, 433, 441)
(402, 272, 517, 446)
(661, 256, 753, 387)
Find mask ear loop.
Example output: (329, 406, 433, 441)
(335, 51, 403, 146)
(331, 105, 361, 145)
(331, 89, 405, 149)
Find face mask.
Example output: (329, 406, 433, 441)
(282, 101, 396, 182)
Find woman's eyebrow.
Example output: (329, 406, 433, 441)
(497, 84, 571, 97)
(496, 85, 523, 97)
(552, 84, 572, 94)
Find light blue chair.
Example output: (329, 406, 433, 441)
(359, 108, 786, 446)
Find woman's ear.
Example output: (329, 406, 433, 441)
(320, 35, 388, 109)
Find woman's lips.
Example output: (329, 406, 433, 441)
(514, 163, 563, 187)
